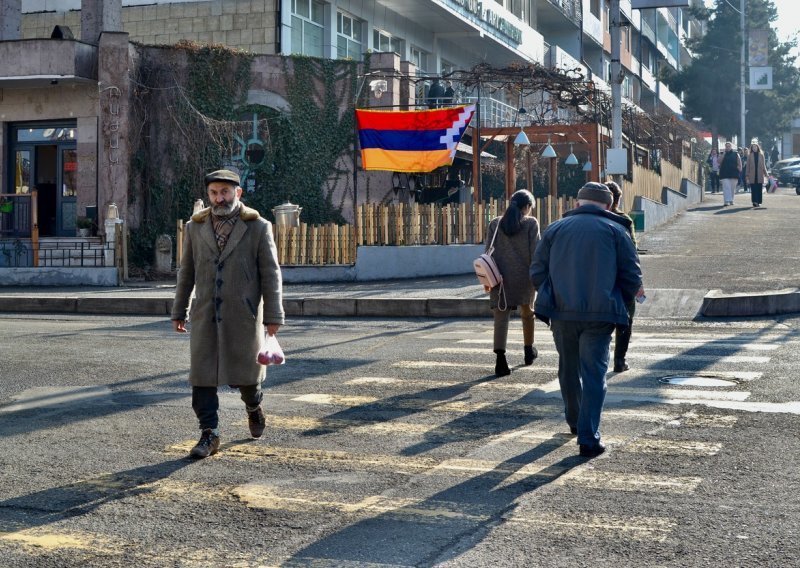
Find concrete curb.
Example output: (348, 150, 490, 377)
(700, 288, 800, 317)
(0, 296, 492, 318)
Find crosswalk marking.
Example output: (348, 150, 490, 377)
(555, 470, 703, 494)
(456, 338, 783, 351)
(622, 439, 723, 456)
(428, 347, 771, 364)
(505, 512, 676, 542)
(389, 362, 762, 381)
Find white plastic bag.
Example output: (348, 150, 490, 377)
(257, 334, 286, 365)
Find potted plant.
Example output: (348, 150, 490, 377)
(76, 216, 93, 237)
(0, 197, 12, 214)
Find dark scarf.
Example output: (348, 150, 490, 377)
(211, 205, 240, 251)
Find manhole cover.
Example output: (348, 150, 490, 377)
(659, 375, 738, 387)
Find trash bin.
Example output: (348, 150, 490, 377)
(629, 210, 644, 232)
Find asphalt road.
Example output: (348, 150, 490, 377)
(1, 313, 800, 567)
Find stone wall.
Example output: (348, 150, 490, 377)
(22, 0, 278, 54)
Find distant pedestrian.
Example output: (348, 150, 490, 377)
(531, 182, 643, 457)
(427, 79, 445, 109)
(443, 81, 456, 106)
(485, 189, 541, 377)
(771, 146, 779, 167)
(172, 169, 285, 459)
(719, 142, 742, 206)
(740, 147, 749, 191)
(605, 180, 637, 372)
(707, 148, 720, 193)
(746, 142, 769, 208)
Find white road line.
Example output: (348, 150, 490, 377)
(456, 338, 782, 351)
(428, 347, 770, 364)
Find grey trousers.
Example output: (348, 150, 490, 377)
(493, 304, 535, 351)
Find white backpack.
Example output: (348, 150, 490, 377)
(473, 223, 507, 310)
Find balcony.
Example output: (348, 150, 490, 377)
(462, 96, 518, 129)
(537, 0, 581, 34)
(0, 39, 97, 87)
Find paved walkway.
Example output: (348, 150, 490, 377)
(1, 186, 798, 318)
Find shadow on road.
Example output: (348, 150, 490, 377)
(282, 442, 584, 566)
(0, 458, 192, 535)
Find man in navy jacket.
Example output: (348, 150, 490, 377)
(531, 182, 643, 457)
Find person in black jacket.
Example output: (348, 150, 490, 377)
(606, 180, 637, 372)
(531, 182, 643, 458)
(719, 142, 742, 206)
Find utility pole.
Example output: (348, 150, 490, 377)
(740, 0, 746, 147)
(611, 0, 623, 152)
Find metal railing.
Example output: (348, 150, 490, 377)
(37, 239, 112, 267)
(546, 0, 581, 23)
(461, 96, 518, 128)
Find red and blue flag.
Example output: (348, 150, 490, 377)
(356, 105, 476, 172)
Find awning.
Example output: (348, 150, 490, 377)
(455, 142, 497, 161)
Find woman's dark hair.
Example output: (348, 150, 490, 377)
(499, 190, 535, 236)
(605, 180, 623, 213)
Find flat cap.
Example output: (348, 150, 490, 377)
(204, 169, 241, 186)
(577, 182, 613, 205)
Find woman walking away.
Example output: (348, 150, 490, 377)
(746, 142, 769, 208)
(606, 180, 637, 372)
(485, 190, 541, 377)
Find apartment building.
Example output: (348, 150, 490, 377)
(16, 0, 700, 116)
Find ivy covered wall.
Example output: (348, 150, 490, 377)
(127, 43, 362, 272)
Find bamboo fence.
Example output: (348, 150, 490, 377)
(175, 158, 699, 267)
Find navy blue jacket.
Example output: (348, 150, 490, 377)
(530, 204, 642, 326)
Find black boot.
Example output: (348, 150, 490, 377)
(494, 349, 511, 377)
(524, 345, 538, 365)
(614, 325, 631, 372)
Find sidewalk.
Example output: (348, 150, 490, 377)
(1, 187, 798, 318)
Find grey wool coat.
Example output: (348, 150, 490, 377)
(171, 205, 285, 387)
(485, 216, 540, 309)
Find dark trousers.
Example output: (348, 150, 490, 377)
(614, 300, 636, 364)
(710, 172, 720, 192)
(750, 183, 764, 205)
(551, 320, 615, 446)
(192, 385, 263, 430)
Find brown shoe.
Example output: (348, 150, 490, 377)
(247, 406, 266, 438)
(189, 429, 220, 459)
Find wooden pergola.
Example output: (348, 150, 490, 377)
(471, 122, 611, 203)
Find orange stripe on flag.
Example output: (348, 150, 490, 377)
(360, 148, 455, 173)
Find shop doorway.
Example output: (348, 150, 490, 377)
(8, 123, 78, 237)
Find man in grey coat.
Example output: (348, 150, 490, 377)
(172, 169, 285, 459)
(531, 182, 643, 458)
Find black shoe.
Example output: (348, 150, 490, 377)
(613, 360, 629, 373)
(569, 426, 578, 436)
(190, 429, 220, 459)
(494, 351, 511, 377)
(248, 406, 266, 438)
(579, 442, 606, 458)
(524, 345, 538, 365)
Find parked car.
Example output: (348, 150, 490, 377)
(771, 157, 800, 184)
(778, 163, 800, 185)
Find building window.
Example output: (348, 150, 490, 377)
(410, 46, 428, 73)
(337, 11, 363, 60)
(590, 0, 601, 18)
(373, 29, 402, 55)
(291, 0, 324, 57)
